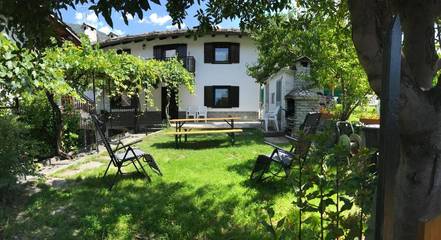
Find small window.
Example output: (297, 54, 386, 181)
(116, 49, 131, 54)
(214, 47, 229, 63)
(110, 95, 137, 109)
(204, 86, 239, 108)
(205, 43, 240, 64)
(276, 80, 282, 105)
(271, 93, 275, 104)
(165, 49, 177, 58)
(214, 87, 230, 108)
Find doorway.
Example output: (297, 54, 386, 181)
(161, 87, 179, 120)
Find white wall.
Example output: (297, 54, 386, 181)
(265, 69, 295, 129)
(83, 26, 98, 44)
(103, 34, 260, 116)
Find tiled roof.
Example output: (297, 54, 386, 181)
(99, 28, 247, 47)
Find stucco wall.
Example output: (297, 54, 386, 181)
(102, 34, 259, 118)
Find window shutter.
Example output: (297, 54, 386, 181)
(229, 86, 239, 107)
(153, 46, 162, 60)
(230, 43, 240, 63)
(204, 86, 214, 107)
(204, 43, 214, 63)
(176, 44, 187, 59)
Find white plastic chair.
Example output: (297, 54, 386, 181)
(197, 106, 208, 122)
(186, 106, 197, 120)
(264, 106, 280, 132)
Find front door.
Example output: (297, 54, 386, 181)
(161, 87, 178, 120)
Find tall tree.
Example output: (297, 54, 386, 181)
(248, 12, 371, 120)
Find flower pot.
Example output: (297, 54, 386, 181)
(321, 112, 333, 119)
(359, 118, 380, 125)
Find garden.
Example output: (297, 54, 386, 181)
(2, 0, 441, 239)
(1, 128, 375, 239)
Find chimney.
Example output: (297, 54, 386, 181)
(82, 23, 98, 43)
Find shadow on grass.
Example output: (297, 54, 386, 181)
(4, 174, 266, 240)
(227, 158, 295, 202)
(151, 130, 263, 150)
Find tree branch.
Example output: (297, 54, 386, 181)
(401, 1, 438, 89)
(348, 0, 392, 95)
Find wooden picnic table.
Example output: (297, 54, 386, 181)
(167, 117, 243, 148)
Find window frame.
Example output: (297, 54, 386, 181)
(212, 86, 231, 108)
(213, 46, 230, 64)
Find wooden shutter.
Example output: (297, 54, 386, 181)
(153, 46, 162, 60)
(204, 86, 214, 107)
(176, 44, 187, 59)
(229, 86, 239, 107)
(204, 43, 213, 63)
(230, 43, 240, 63)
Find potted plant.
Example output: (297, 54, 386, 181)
(358, 110, 380, 125)
(319, 107, 333, 119)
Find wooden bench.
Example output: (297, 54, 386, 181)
(168, 117, 243, 148)
(165, 129, 243, 148)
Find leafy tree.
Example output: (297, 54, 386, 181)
(248, 11, 371, 120)
(1, 36, 194, 157)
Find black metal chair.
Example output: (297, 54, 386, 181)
(250, 112, 322, 182)
(91, 114, 162, 190)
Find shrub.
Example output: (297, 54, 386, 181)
(62, 102, 81, 152)
(0, 115, 38, 192)
(18, 92, 56, 158)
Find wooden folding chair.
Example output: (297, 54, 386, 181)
(91, 114, 162, 190)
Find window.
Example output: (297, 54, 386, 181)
(276, 80, 282, 105)
(214, 87, 230, 107)
(110, 95, 137, 109)
(116, 48, 131, 54)
(165, 49, 177, 58)
(271, 93, 275, 104)
(214, 47, 229, 63)
(204, 86, 239, 108)
(153, 44, 187, 60)
(204, 42, 240, 64)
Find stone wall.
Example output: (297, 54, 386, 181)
(293, 97, 321, 131)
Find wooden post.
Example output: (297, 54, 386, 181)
(375, 16, 401, 240)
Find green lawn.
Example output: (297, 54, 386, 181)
(3, 129, 295, 239)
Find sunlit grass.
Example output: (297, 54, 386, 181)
(3, 129, 296, 239)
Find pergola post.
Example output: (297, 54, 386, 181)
(375, 16, 401, 240)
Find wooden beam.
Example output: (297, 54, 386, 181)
(376, 15, 401, 240)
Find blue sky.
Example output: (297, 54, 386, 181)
(60, 1, 239, 36)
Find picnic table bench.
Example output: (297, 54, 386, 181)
(166, 117, 243, 148)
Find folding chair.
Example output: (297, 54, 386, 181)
(250, 112, 321, 182)
(91, 114, 162, 190)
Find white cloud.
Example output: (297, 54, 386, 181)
(113, 29, 125, 35)
(98, 26, 112, 34)
(138, 18, 149, 24)
(139, 13, 171, 26)
(99, 26, 125, 36)
(75, 12, 83, 21)
(120, 13, 134, 21)
(165, 23, 187, 30)
(75, 10, 99, 27)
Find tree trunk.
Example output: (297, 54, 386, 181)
(45, 90, 71, 159)
(348, 0, 441, 238)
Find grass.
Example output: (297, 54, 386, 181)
(2, 129, 296, 239)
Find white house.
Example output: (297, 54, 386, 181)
(263, 57, 322, 132)
(94, 29, 260, 130)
